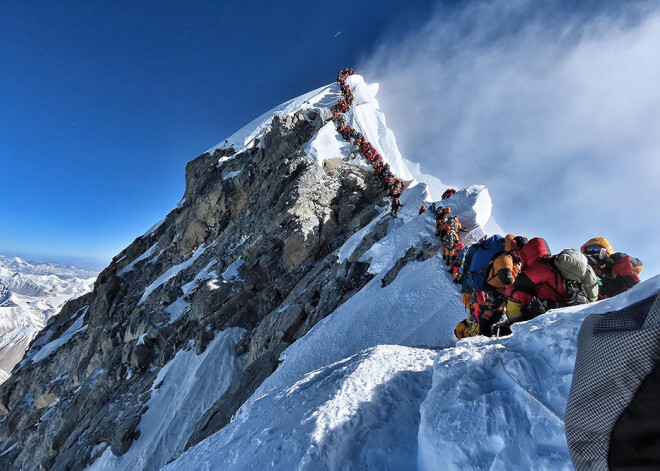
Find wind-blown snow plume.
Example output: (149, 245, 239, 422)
(360, 0, 660, 276)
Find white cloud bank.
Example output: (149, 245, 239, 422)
(360, 0, 660, 277)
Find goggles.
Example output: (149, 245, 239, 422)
(583, 245, 607, 259)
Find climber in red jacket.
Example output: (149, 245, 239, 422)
(581, 237, 642, 299)
(506, 237, 568, 322)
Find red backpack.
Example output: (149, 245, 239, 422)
(518, 237, 551, 269)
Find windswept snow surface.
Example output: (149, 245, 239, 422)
(303, 122, 352, 165)
(205, 83, 339, 155)
(165, 345, 436, 471)
(418, 275, 660, 471)
(87, 328, 245, 471)
(165, 274, 660, 471)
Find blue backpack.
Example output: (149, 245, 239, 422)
(467, 235, 505, 291)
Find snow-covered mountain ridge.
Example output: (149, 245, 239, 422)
(0, 256, 96, 384)
(0, 73, 655, 471)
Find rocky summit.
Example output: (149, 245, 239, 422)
(0, 79, 419, 470)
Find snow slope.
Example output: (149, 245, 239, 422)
(205, 83, 340, 156)
(164, 275, 660, 471)
(165, 345, 436, 471)
(88, 328, 245, 471)
(418, 275, 660, 471)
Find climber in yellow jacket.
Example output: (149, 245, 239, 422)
(485, 235, 528, 295)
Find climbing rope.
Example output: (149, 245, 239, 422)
(332, 69, 404, 198)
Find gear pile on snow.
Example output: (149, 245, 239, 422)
(332, 69, 404, 198)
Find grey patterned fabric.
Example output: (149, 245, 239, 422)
(565, 294, 660, 471)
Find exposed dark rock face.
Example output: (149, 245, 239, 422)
(0, 107, 390, 470)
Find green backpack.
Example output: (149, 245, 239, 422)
(554, 249, 598, 302)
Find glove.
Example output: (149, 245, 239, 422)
(525, 296, 547, 317)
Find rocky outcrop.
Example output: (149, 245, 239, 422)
(0, 105, 391, 470)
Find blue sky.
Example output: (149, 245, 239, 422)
(2, 1, 658, 275)
(0, 0, 433, 268)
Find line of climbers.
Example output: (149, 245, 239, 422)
(331, 69, 643, 342)
(419, 189, 467, 282)
(332, 69, 405, 216)
(443, 230, 644, 340)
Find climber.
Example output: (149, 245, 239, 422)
(505, 237, 589, 323)
(454, 311, 480, 340)
(442, 230, 460, 266)
(451, 242, 467, 282)
(466, 235, 527, 336)
(434, 206, 448, 237)
(549, 248, 599, 305)
(485, 235, 527, 295)
(441, 188, 456, 200)
(566, 293, 660, 471)
(473, 289, 510, 338)
(391, 196, 403, 218)
(440, 214, 462, 241)
(419, 205, 427, 215)
(581, 237, 642, 298)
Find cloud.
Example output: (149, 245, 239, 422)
(360, 0, 660, 277)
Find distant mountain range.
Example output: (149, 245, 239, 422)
(0, 255, 96, 383)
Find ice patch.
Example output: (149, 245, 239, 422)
(31, 307, 88, 363)
(221, 259, 245, 283)
(165, 297, 191, 325)
(138, 244, 212, 306)
(303, 121, 352, 165)
(223, 170, 241, 180)
(216, 155, 234, 168)
(0, 443, 17, 457)
(90, 443, 107, 459)
(181, 261, 218, 296)
(142, 217, 166, 239)
(337, 207, 388, 263)
(119, 243, 159, 276)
